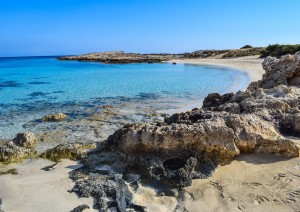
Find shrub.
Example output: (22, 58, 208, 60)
(241, 45, 253, 49)
(261, 44, 300, 58)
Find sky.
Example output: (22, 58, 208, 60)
(1, 0, 300, 57)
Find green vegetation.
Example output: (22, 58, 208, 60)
(261, 44, 300, 58)
(241, 45, 253, 49)
(222, 47, 265, 58)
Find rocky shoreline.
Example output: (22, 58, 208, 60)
(57, 48, 265, 64)
(1, 52, 300, 211)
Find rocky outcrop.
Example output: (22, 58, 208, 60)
(58, 51, 178, 64)
(0, 141, 35, 163)
(40, 142, 96, 162)
(0, 132, 36, 163)
(57, 48, 264, 64)
(42, 113, 68, 122)
(70, 170, 144, 211)
(12, 132, 36, 148)
(102, 52, 300, 189)
(249, 52, 300, 89)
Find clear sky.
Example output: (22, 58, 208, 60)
(1, 0, 300, 57)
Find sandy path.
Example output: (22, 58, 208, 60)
(0, 159, 96, 212)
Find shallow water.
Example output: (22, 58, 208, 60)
(0, 56, 248, 141)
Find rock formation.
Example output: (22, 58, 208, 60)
(249, 52, 300, 89)
(0, 141, 35, 163)
(58, 51, 178, 64)
(49, 52, 300, 211)
(42, 113, 68, 122)
(102, 52, 300, 189)
(57, 48, 265, 64)
(12, 132, 36, 148)
(40, 142, 96, 162)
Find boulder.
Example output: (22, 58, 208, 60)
(249, 52, 300, 89)
(12, 132, 36, 148)
(42, 113, 67, 122)
(0, 141, 35, 164)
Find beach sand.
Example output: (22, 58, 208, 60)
(130, 153, 300, 212)
(170, 55, 265, 84)
(0, 159, 96, 212)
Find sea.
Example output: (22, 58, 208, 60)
(0, 56, 248, 147)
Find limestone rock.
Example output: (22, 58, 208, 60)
(0, 141, 35, 164)
(249, 52, 300, 89)
(41, 142, 96, 162)
(103, 52, 300, 188)
(42, 113, 67, 122)
(12, 132, 36, 147)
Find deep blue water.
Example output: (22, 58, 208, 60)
(0, 56, 248, 139)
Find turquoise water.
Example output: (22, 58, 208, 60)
(0, 56, 248, 139)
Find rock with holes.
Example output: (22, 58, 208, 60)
(249, 52, 300, 89)
(103, 53, 300, 188)
(0, 141, 36, 163)
(12, 132, 36, 148)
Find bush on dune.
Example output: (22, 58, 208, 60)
(261, 44, 300, 58)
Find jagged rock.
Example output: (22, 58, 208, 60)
(104, 52, 300, 188)
(202, 93, 234, 109)
(12, 132, 36, 147)
(70, 169, 145, 212)
(0, 141, 35, 163)
(42, 113, 67, 122)
(249, 52, 300, 89)
(41, 142, 96, 162)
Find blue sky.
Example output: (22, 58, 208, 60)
(1, 0, 300, 57)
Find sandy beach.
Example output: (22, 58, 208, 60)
(0, 159, 96, 212)
(171, 55, 265, 85)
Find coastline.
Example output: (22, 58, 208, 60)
(160, 55, 264, 114)
(169, 55, 264, 86)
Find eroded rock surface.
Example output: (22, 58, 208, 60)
(249, 52, 300, 89)
(41, 142, 96, 162)
(62, 52, 300, 211)
(12, 132, 36, 148)
(42, 113, 68, 122)
(0, 141, 35, 163)
(102, 52, 300, 189)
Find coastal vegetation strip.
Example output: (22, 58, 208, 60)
(57, 44, 300, 64)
